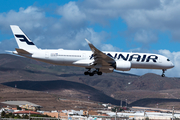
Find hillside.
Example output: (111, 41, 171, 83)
(1, 54, 180, 110)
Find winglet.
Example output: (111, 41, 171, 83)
(85, 38, 96, 52)
(85, 38, 91, 44)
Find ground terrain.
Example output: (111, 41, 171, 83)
(0, 54, 180, 110)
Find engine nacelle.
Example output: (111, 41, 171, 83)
(115, 61, 131, 71)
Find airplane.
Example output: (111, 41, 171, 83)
(10, 25, 174, 77)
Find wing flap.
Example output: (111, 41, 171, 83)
(73, 60, 93, 66)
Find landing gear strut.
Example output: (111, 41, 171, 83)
(84, 68, 102, 76)
(161, 69, 166, 77)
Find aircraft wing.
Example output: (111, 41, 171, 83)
(85, 39, 115, 68)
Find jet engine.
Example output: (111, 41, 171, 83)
(114, 61, 131, 71)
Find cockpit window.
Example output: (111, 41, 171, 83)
(167, 59, 170, 61)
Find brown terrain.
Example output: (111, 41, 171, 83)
(0, 54, 180, 110)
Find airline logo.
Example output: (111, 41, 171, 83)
(15, 35, 35, 45)
(90, 53, 158, 62)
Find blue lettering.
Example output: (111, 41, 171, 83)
(107, 53, 118, 59)
(107, 53, 113, 58)
(90, 54, 94, 59)
(114, 53, 117, 59)
(90, 53, 158, 63)
(129, 54, 141, 62)
(141, 55, 147, 62)
(118, 54, 129, 60)
(146, 55, 158, 62)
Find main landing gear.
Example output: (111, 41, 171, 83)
(161, 69, 166, 77)
(84, 68, 102, 76)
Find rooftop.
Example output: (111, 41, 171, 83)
(1, 101, 41, 107)
(13, 110, 41, 115)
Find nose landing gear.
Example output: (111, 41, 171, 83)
(161, 69, 166, 77)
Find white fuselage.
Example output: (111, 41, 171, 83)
(20, 49, 174, 72)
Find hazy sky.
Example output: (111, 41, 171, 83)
(0, 0, 180, 77)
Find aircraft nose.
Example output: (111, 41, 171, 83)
(170, 62, 174, 68)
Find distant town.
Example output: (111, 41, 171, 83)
(0, 101, 180, 120)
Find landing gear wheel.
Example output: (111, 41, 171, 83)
(84, 71, 89, 75)
(161, 69, 166, 77)
(89, 72, 94, 76)
(84, 68, 102, 76)
(97, 71, 102, 75)
(161, 74, 165, 77)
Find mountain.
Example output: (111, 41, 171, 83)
(0, 54, 124, 110)
(1, 54, 180, 110)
